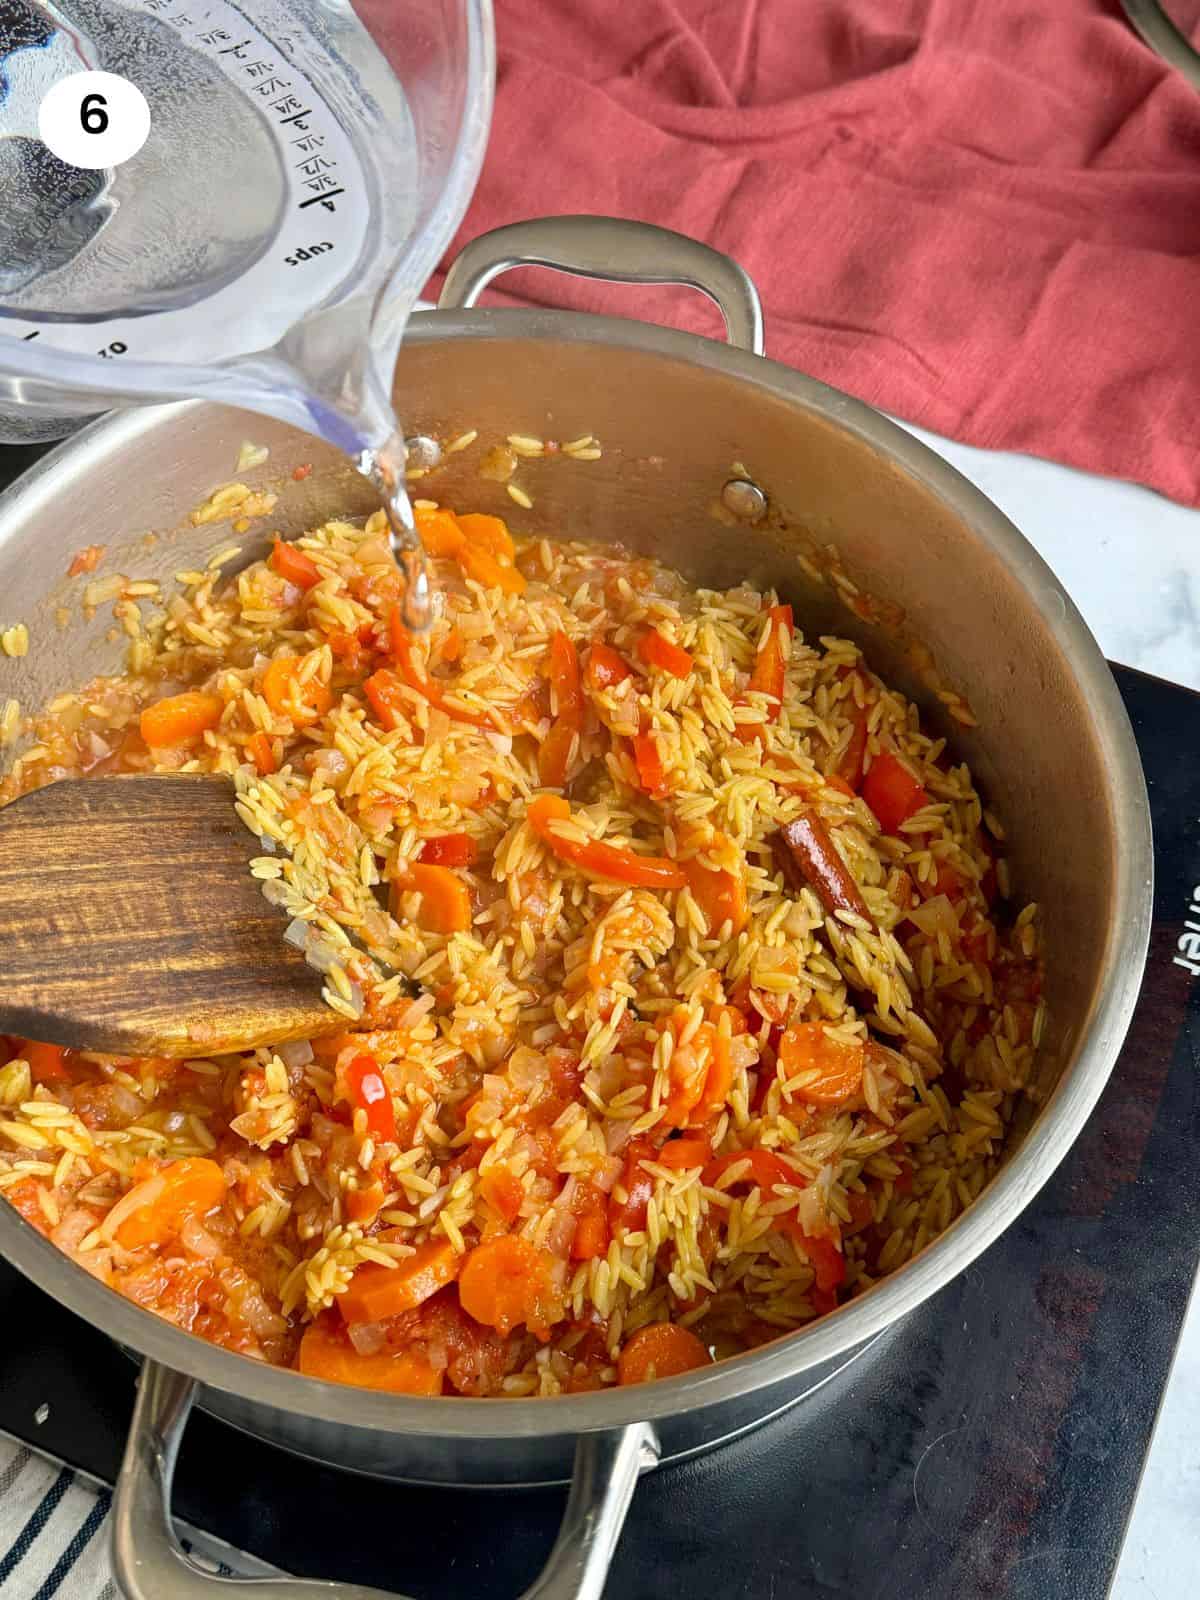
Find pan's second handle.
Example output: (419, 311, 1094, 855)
(111, 1359, 656, 1600)
(1122, 1, 1200, 92)
(438, 216, 765, 355)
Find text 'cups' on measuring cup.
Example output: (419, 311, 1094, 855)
(0, 0, 495, 453)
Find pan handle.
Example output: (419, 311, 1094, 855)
(1122, 1, 1200, 92)
(111, 1358, 656, 1600)
(437, 216, 765, 355)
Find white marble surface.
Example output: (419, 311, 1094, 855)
(899, 422, 1200, 694)
(900, 422, 1200, 1599)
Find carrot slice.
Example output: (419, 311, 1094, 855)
(337, 1239, 461, 1325)
(459, 544, 527, 595)
(113, 1157, 227, 1249)
(414, 505, 466, 558)
(617, 1322, 711, 1385)
(270, 537, 322, 591)
(139, 690, 223, 748)
(345, 1181, 386, 1226)
(777, 1023, 864, 1105)
(247, 731, 277, 776)
(459, 1234, 562, 1338)
(638, 628, 693, 678)
(299, 1321, 444, 1394)
(261, 656, 332, 725)
(527, 794, 685, 890)
(396, 862, 472, 934)
(480, 1164, 525, 1224)
(683, 853, 748, 937)
(456, 512, 516, 564)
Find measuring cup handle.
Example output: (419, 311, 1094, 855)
(437, 216, 765, 355)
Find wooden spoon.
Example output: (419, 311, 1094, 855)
(0, 775, 345, 1058)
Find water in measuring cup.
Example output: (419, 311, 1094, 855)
(0, 0, 477, 629)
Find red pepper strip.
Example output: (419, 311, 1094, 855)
(547, 630, 583, 724)
(862, 751, 930, 834)
(528, 794, 685, 889)
(834, 669, 870, 792)
(419, 833, 478, 868)
(540, 631, 583, 787)
(585, 643, 634, 693)
(387, 607, 492, 728)
(748, 604, 793, 705)
(345, 1055, 397, 1143)
(20, 1041, 71, 1084)
(631, 729, 670, 797)
(734, 604, 793, 743)
(638, 628, 693, 678)
(270, 538, 323, 591)
(702, 1148, 844, 1289)
(608, 1136, 659, 1233)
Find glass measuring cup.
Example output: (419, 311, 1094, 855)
(0, 0, 494, 455)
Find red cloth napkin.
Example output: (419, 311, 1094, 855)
(427, 0, 1200, 505)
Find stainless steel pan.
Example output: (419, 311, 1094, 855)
(0, 218, 1153, 1599)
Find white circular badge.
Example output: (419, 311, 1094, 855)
(37, 71, 151, 171)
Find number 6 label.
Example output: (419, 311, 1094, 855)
(38, 71, 151, 171)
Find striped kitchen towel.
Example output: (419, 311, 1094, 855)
(0, 1435, 281, 1599)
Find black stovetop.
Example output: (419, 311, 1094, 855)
(0, 664, 1197, 1599)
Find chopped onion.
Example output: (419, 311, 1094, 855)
(485, 731, 513, 757)
(507, 1046, 550, 1094)
(395, 993, 435, 1032)
(348, 1320, 387, 1356)
(51, 1206, 102, 1254)
(357, 536, 394, 567)
(731, 1035, 759, 1071)
(305, 940, 340, 975)
(605, 1119, 634, 1156)
(258, 833, 277, 855)
(180, 1214, 222, 1259)
(543, 1202, 578, 1259)
(308, 747, 349, 776)
(283, 918, 310, 951)
(277, 1038, 314, 1071)
(594, 1155, 623, 1194)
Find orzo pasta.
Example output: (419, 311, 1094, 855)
(0, 502, 1042, 1395)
